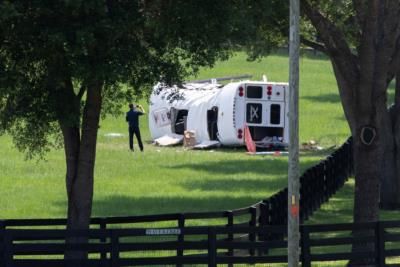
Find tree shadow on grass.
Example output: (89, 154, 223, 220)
(85, 195, 266, 218)
(180, 177, 285, 194)
(333, 114, 348, 122)
(165, 158, 288, 176)
(306, 181, 354, 224)
(52, 192, 280, 221)
(271, 48, 330, 61)
(52, 175, 355, 226)
(303, 93, 341, 103)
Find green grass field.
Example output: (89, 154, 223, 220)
(0, 52, 352, 221)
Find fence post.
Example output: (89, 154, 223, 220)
(3, 231, 12, 267)
(301, 226, 311, 267)
(324, 158, 329, 199)
(259, 201, 270, 255)
(111, 230, 119, 267)
(226, 211, 234, 259)
(259, 201, 269, 226)
(332, 156, 338, 194)
(0, 221, 5, 267)
(299, 172, 309, 221)
(283, 189, 289, 224)
(99, 218, 107, 263)
(249, 206, 257, 256)
(208, 227, 217, 267)
(349, 137, 354, 175)
(375, 221, 385, 266)
(346, 139, 352, 177)
(338, 147, 346, 184)
(177, 214, 185, 267)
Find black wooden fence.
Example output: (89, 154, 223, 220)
(260, 137, 353, 227)
(2, 220, 400, 266)
(0, 138, 355, 265)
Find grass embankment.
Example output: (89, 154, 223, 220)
(0, 52, 351, 222)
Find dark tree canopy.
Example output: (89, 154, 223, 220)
(0, 0, 286, 157)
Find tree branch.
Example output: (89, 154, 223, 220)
(77, 84, 86, 100)
(355, 1, 379, 114)
(302, 0, 359, 85)
(395, 68, 400, 107)
(352, 0, 368, 29)
(382, 2, 400, 76)
(302, 0, 359, 125)
(300, 36, 326, 53)
(388, 37, 400, 84)
(369, 1, 400, 100)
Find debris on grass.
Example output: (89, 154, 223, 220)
(301, 140, 323, 151)
(104, 133, 124, 137)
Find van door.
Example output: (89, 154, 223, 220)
(207, 106, 219, 140)
(244, 84, 285, 143)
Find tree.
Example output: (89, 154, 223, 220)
(298, 1, 400, 265)
(250, 1, 399, 264)
(301, 0, 400, 213)
(0, 0, 285, 262)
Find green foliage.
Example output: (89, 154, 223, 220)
(236, 0, 289, 60)
(302, 0, 358, 47)
(0, 0, 286, 158)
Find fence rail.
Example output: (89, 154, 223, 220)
(2, 221, 400, 266)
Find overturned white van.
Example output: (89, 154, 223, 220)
(149, 76, 289, 148)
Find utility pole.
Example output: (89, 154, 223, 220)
(288, 0, 300, 266)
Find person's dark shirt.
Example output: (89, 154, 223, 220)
(126, 109, 144, 128)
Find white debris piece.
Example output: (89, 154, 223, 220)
(104, 133, 124, 137)
(193, 140, 220, 149)
(154, 134, 183, 146)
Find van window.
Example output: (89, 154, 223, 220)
(170, 108, 188, 134)
(270, 104, 281, 125)
(246, 86, 263, 99)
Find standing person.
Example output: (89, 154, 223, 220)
(126, 103, 145, 152)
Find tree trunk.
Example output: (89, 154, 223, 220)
(392, 105, 400, 206)
(302, 2, 400, 266)
(380, 107, 400, 209)
(61, 126, 80, 220)
(348, 129, 382, 267)
(63, 82, 102, 264)
(390, 70, 400, 207)
(353, 136, 381, 222)
(348, 99, 387, 266)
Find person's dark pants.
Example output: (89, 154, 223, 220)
(129, 126, 144, 151)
